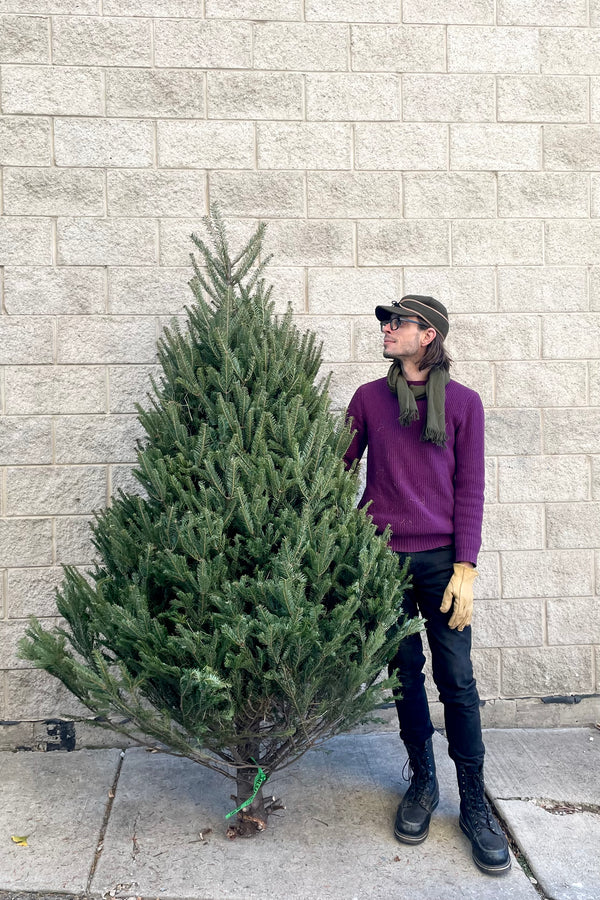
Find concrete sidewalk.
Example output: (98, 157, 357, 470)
(1, 727, 598, 900)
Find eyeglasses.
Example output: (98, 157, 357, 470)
(379, 316, 423, 332)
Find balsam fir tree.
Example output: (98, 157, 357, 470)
(21, 210, 417, 837)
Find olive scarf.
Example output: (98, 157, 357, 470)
(387, 362, 450, 447)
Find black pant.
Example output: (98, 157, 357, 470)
(387, 545, 485, 767)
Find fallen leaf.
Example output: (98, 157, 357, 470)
(11, 835, 29, 847)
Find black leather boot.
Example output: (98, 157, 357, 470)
(457, 763, 511, 875)
(394, 738, 439, 844)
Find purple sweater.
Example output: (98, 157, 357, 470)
(344, 376, 485, 566)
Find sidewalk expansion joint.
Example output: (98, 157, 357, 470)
(497, 796, 600, 815)
(86, 750, 126, 894)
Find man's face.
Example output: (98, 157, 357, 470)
(381, 315, 428, 361)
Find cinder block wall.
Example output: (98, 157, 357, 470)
(1, 1, 599, 743)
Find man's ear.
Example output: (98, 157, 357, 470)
(421, 328, 437, 347)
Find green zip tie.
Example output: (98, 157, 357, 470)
(225, 760, 268, 819)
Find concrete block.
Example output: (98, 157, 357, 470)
(485, 410, 541, 456)
(57, 218, 157, 266)
(326, 362, 390, 409)
(0, 317, 53, 364)
(450, 123, 540, 170)
(402, 74, 494, 122)
(210, 171, 305, 218)
(541, 27, 600, 75)
(109, 266, 189, 316)
(107, 170, 205, 218)
(292, 315, 350, 362)
(0, 519, 53, 567)
(5, 366, 106, 415)
(501, 550, 593, 599)
(591, 78, 600, 121)
(103, 0, 200, 11)
(255, 22, 347, 70)
(160, 218, 256, 267)
(6, 567, 64, 618)
(306, 73, 399, 121)
(0, 115, 50, 165)
(0, 0, 96, 9)
(403, 267, 495, 313)
(403, 0, 493, 23)
(471, 648, 500, 698)
(52, 15, 151, 66)
(208, 72, 302, 119)
(6, 466, 107, 517)
(447, 313, 539, 359)
(545, 219, 600, 265)
(110, 464, 147, 499)
(106, 68, 205, 118)
(497, 266, 588, 312)
(155, 18, 250, 68)
(481, 503, 543, 551)
(542, 314, 600, 359)
(57, 315, 157, 365)
(497, 455, 588, 503)
(5, 668, 88, 719)
(208, 0, 302, 17)
(0, 721, 34, 750)
(447, 26, 539, 73)
(1, 64, 102, 115)
(404, 173, 496, 219)
(450, 361, 494, 406)
(355, 123, 447, 169)
(1, 617, 55, 668)
(485, 456, 497, 503)
(158, 120, 254, 168)
(587, 174, 600, 216)
(0, 217, 52, 265)
(548, 597, 600, 647)
(472, 550, 500, 599)
(546, 502, 600, 550)
(501, 646, 593, 696)
(590, 360, 600, 404)
(3, 266, 105, 315)
(307, 172, 400, 218)
(258, 122, 351, 170)
(544, 409, 600, 454)
(108, 364, 160, 413)
(495, 361, 587, 408)
(267, 267, 306, 315)
(544, 125, 600, 171)
(54, 415, 143, 464)
(593, 456, 600, 501)
(0, 14, 49, 62)
(351, 24, 445, 71)
(473, 599, 543, 648)
(0, 416, 52, 465)
(3, 166, 104, 216)
(54, 117, 154, 168)
(479, 698, 517, 728)
(452, 221, 543, 266)
(55, 516, 98, 565)
(264, 219, 354, 266)
(308, 267, 402, 315)
(498, 0, 587, 26)
(353, 315, 388, 362)
(358, 220, 449, 266)
(306, 0, 399, 20)
(498, 75, 588, 123)
(498, 172, 588, 218)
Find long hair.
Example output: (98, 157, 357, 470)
(417, 326, 452, 372)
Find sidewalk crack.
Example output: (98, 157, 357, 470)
(86, 750, 126, 894)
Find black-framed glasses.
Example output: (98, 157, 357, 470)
(379, 316, 423, 332)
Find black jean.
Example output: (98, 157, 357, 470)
(387, 545, 485, 767)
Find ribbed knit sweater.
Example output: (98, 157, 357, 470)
(344, 376, 485, 566)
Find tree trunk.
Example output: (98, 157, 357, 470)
(226, 765, 269, 839)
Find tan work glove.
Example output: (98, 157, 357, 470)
(440, 563, 478, 631)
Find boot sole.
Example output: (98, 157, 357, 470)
(394, 797, 439, 845)
(459, 815, 512, 876)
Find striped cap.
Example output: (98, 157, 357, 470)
(375, 295, 449, 340)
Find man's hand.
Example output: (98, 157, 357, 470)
(440, 563, 478, 631)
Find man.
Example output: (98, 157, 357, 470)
(344, 295, 510, 876)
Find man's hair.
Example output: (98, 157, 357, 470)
(416, 322, 452, 372)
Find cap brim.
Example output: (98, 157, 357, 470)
(375, 305, 398, 321)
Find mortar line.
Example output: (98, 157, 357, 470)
(86, 749, 126, 894)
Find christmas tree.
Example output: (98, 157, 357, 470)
(21, 209, 417, 837)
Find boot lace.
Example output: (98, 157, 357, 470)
(403, 753, 435, 804)
(461, 771, 501, 835)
